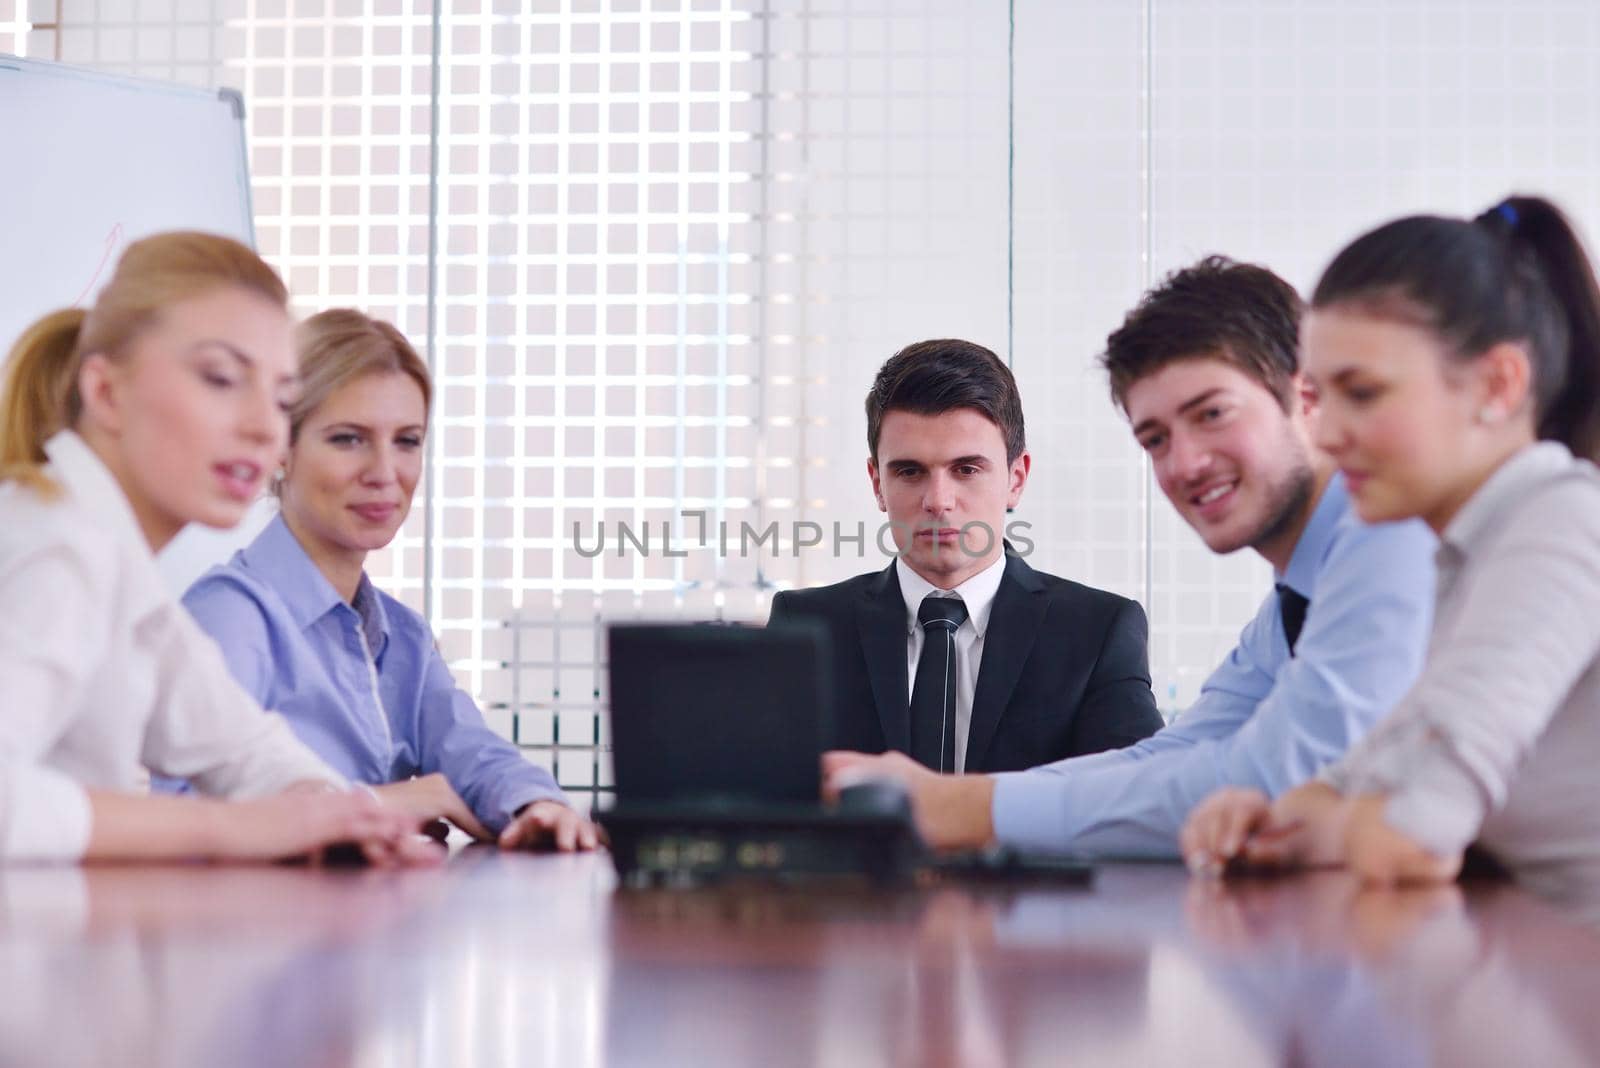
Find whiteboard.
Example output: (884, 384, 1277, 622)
(0, 55, 265, 595)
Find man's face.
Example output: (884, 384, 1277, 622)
(1124, 357, 1316, 560)
(869, 407, 1030, 589)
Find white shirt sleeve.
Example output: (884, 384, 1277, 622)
(138, 606, 344, 798)
(0, 541, 105, 860)
(0, 764, 93, 861)
(1324, 479, 1600, 857)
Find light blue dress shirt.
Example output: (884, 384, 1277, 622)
(177, 513, 566, 833)
(991, 474, 1436, 858)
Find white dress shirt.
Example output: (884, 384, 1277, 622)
(897, 553, 1007, 773)
(0, 431, 342, 862)
(1323, 442, 1600, 875)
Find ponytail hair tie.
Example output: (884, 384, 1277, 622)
(1495, 200, 1520, 229)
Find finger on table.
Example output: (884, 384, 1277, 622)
(1180, 806, 1224, 876)
(497, 812, 541, 850)
(1239, 828, 1303, 869)
(395, 834, 446, 867)
(1219, 799, 1262, 859)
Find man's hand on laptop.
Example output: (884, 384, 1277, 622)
(821, 750, 997, 852)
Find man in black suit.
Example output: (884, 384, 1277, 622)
(768, 339, 1162, 774)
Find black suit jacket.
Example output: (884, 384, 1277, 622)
(767, 552, 1163, 773)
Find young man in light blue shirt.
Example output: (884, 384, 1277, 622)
(823, 256, 1437, 857)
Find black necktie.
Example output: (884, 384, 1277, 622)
(909, 596, 969, 772)
(1276, 583, 1310, 656)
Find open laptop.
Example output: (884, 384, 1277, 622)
(600, 621, 926, 884)
(606, 620, 834, 806)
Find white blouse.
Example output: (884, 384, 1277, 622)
(0, 432, 341, 862)
(1324, 441, 1600, 876)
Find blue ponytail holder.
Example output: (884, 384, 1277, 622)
(1496, 200, 1520, 228)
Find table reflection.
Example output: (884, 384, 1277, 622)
(0, 853, 1596, 1068)
(0, 862, 446, 1067)
(604, 879, 1153, 1067)
(1182, 872, 1600, 1067)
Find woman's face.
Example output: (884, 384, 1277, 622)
(1304, 305, 1495, 531)
(94, 284, 296, 549)
(279, 370, 427, 561)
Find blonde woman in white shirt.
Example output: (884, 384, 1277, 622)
(0, 231, 437, 866)
(1182, 195, 1600, 887)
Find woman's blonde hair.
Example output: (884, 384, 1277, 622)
(288, 309, 432, 445)
(0, 231, 289, 494)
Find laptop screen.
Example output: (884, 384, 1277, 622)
(607, 622, 832, 804)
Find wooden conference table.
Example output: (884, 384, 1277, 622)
(2, 848, 1598, 1067)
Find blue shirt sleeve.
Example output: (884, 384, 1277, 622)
(991, 518, 1436, 857)
(1019, 647, 1270, 781)
(413, 639, 568, 833)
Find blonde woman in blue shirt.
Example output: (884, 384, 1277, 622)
(0, 232, 436, 865)
(181, 308, 599, 851)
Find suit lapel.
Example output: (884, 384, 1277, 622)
(965, 553, 1048, 771)
(856, 562, 911, 753)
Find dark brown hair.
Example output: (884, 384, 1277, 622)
(865, 339, 1025, 463)
(1101, 255, 1304, 410)
(1312, 195, 1600, 461)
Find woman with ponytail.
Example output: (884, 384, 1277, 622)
(1182, 195, 1600, 887)
(0, 231, 437, 865)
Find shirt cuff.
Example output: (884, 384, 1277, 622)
(2, 766, 93, 862)
(1318, 760, 1355, 793)
(1380, 763, 1488, 859)
(1319, 713, 1430, 796)
(990, 771, 1074, 854)
(1323, 717, 1488, 858)
(491, 779, 571, 833)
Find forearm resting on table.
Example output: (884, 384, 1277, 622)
(924, 774, 998, 852)
(82, 784, 443, 866)
(84, 789, 239, 860)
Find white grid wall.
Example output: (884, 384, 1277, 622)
(224, 0, 439, 620)
(761, 1, 1011, 592)
(54, 0, 225, 85)
(0, 1, 29, 56)
(429, 4, 765, 798)
(1011, 0, 1149, 608)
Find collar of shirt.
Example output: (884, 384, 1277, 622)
(42, 429, 168, 619)
(348, 572, 389, 656)
(239, 512, 390, 655)
(1441, 441, 1575, 557)
(895, 551, 1007, 639)
(1278, 470, 1353, 601)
